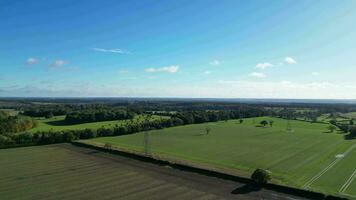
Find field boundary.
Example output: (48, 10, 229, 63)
(72, 141, 349, 200)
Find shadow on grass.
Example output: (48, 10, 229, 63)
(231, 184, 262, 195)
(45, 120, 69, 126)
(344, 134, 355, 140)
(193, 133, 207, 136)
(255, 125, 268, 128)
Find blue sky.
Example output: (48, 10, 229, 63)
(1, 0, 356, 98)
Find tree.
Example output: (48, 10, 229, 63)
(269, 120, 274, 127)
(45, 112, 54, 119)
(239, 119, 244, 124)
(205, 127, 211, 135)
(350, 126, 356, 138)
(329, 119, 337, 125)
(251, 169, 271, 184)
(328, 125, 336, 133)
(260, 120, 268, 127)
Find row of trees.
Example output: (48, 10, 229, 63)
(0, 117, 174, 148)
(329, 119, 356, 139)
(171, 110, 264, 125)
(23, 106, 70, 118)
(65, 109, 135, 124)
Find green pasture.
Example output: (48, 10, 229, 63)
(87, 117, 356, 198)
(343, 112, 356, 119)
(0, 109, 19, 116)
(29, 115, 166, 133)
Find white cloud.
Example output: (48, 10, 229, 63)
(204, 70, 211, 75)
(214, 80, 356, 99)
(280, 80, 292, 84)
(285, 57, 297, 64)
(209, 60, 220, 66)
(249, 72, 266, 78)
(255, 62, 273, 69)
(26, 58, 37, 65)
(50, 60, 65, 68)
(92, 48, 130, 54)
(311, 72, 320, 76)
(49, 60, 65, 68)
(145, 65, 179, 73)
(47, 60, 79, 71)
(3, 80, 356, 99)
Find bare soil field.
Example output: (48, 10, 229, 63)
(0, 143, 311, 200)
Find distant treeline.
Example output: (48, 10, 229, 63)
(23, 107, 69, 118)
(65, 109, 135, 124)
(22, 104, 128, 118)
(14, 100, 356, 117)
(0, 111, 37, 135)
(125, 101, 356, 114)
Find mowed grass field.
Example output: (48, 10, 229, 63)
(343, 112, 356, 119)
(86, 117, 356, 198)
(29, 115, 166, 133)
(0, 144, 242, 200)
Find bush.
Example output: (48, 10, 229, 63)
(63, 131, 75, 142)
(349, 126, 356, 139)
(251, 169, 271, 184)
(0, 135, 15, 147)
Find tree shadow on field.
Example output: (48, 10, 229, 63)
(193, 133, 206, 136)
(231, 184, 262, 195)
(45, 120, 69, 126)
(255, 125, 267, 128)
(344, 133, 355, 140)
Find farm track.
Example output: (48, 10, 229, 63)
(303, 143, 356, 190)
(0, 144, 312, 200)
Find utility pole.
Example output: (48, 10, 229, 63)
(144, 131, 149, 155)
(287, 120, 293, 133)
(143, 118, 150, 156)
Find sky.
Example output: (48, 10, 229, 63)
(1, 0, 356, 99)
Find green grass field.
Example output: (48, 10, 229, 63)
(343, 112, 356, 119)
(86, 117, 356, 198)
(29, 115, 166, 133)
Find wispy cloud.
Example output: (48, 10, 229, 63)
(25, 57, 37, 65)
(285, 56, 297, 64)
(209, 59, 220, 66)
(145, 65, 179, 73)
(249, 72, 265, 78)
(49, 60, 65, 68)
(255, 62, 273, 69)
(47, 60, 79, 71)
(311, 72, 320, 76)
(92, 48, 130, 54)
(118, 70, 129, 74)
